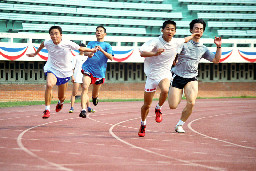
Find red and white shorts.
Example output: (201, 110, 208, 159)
(144, 75, 171, 92)
(81, 70, 105, 85)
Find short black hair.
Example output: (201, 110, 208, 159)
(49, 26, 62, 34)
(162, 20, 176, 30)
(79, 43, 86, 47)
(190, 19, 206, 31)
(96, 26, 106, 33)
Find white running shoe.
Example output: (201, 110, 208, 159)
(175, 125, 185, 133)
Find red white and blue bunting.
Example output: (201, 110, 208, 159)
(0, 44, 255, 63)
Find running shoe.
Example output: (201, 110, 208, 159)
(155, 109, 162, 123)
(175, 125, 185, 133)
(92, 97, 98, 106)
(55, 102, 63, 112)
(87, 107, 95, 113)
(79, 110, 87, 118)
(42, 110, 50, 119)
(69, 107, 74, 113)
(138, 125, 146, 137)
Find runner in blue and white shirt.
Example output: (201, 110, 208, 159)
(79, 26, 114, 118)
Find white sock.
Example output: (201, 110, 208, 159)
(45, 105, 50, 111)
(82, 109, 86, 111)
(155, 103, 161, 109)
(58, 100, 64, 104)
(176, 120, 185, 126)
(141, 120, 146, 126)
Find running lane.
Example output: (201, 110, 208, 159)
(0, 98, 255, 170)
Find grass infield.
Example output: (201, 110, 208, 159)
(0, 96, 255, 108)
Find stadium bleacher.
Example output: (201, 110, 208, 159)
(187, 5, 256, 12)
(218, 30, 256, 37)
(178, 0, 256, 5)
(0, 3, 176, 18)
(208, 22, 256, 28)
(197, 13, 256, 20)
(4, 0, 173, 11)
(0, 0, 255, 38)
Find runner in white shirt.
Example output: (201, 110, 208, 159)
(27, 26, 97, 119)
(69, 43, 95, 114)
(138, 20, 200, 137)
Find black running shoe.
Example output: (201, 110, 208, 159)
(92, 97, 98, 106)
(55, 102, 63, 112)
(79, 110, 87, 118)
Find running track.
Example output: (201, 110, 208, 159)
(0, 98, 255, 171)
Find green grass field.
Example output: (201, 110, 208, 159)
(0, 96, 255, 108)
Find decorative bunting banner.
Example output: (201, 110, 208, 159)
(238, 50, 256, 63)
(0, 43, 255, 63)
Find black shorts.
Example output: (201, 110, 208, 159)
(171, 74, 198, 89)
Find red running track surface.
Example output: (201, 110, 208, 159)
(0, 98, 255, 171)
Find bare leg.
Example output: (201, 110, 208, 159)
(57, 82, 68, 103)
(141, 91, 155, 121)
(70, 82, 80, 108)
(92, 84, 102, 99)
(158, 78, 170, 106)
(168, 86, 183, 109)
(45, 73, 57, 106)
(81, 75, 91, 110)
(180, 81, 198, 122)
(86, 98, 90, 108)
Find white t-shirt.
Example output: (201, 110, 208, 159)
(72, 55, 88, 83)
(140, 36, 184, 80)
(43, 39, 80, 78)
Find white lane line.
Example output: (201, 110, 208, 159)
(30, 149, 42, 152)
(69, 152, 80, 155)
(187, 113, 256, 150)
(86, 110, 225, 171)
(108, 119, 225, 171)
(49, 151, 61, 154)
(17, 121, 74, 171)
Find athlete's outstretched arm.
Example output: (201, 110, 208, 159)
(79, 46, 97, 53)
(84, 52, 94, 58)
(184, 33, 201, 43)
(212, 36, 222, 63)
(84, 47, 98, 58)
(140, 48, 165, 57)
(96, 46, 113, 61)
(26, 42, 45, 57)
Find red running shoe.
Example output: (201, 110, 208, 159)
(55, 102, 63, 112)
(155, 109, 162, 123)
(42, 110, 50, 119)
(138, 125, 146, 137)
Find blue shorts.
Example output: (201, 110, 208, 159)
(45, 72, 70, 86)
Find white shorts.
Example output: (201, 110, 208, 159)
(73, 70, 83, 84)
(144, 75, 171, 92)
